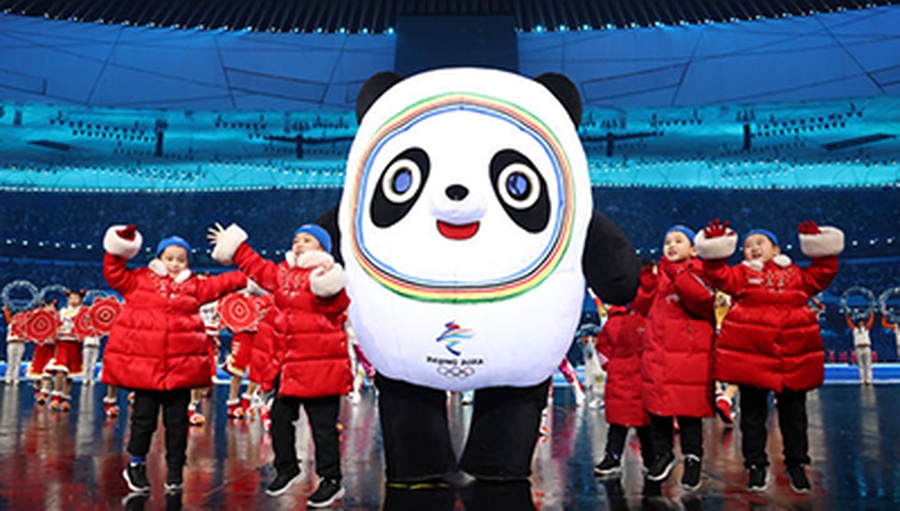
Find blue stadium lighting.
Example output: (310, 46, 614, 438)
(535, 25, 545, 32)
(386, 27, 394, 34)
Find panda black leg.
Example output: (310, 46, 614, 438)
(375, 373, 456, 482)
(458, 378, 551, 481)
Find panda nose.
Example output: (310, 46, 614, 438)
(446, 184, 469, 201)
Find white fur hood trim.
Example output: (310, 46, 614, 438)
(284, 250, 334, 269)
(799, 226, 844, 258)
(288, 251, 346, 297)
(694, 229, 738, 260)
(211, 223, 248, 266)
(773, 254, 792, 268)
(103, 225, 143, 260)
(310, 263, 347, 298)
(742, 254, 792, 271)
(148, 259, 191, 283)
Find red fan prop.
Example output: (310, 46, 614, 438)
(26, 308, 60, 344)
(219, 293, 261, 332)
(10, 311, 30, 339)
(251, 294, 273, 315)
(72, 307, 96, 340)
(90, 296, 123, 334)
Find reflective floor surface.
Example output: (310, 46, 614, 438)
(0, 382, 897, 510)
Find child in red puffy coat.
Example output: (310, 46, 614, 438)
(592, 301, 653, 478)
(634, 225, 716, 490)
(695, 220, 843, 494)
(102, 225, 247, 494)
(209, 222, 350, 507)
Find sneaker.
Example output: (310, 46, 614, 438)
(593, 453, 623, 477)
(308, 478, 345, 508)
(165, 467, 184, 492)
(647, 452, 677, 482)
(266, 466, 301, 497)
(122, 492, 149, 510)
(747, 464, 768, 491)
(123, 463, 151, 492)
(104, 397, 120, 417)
(240, 394, 253, 416)
(226, 399, 244, 419)
(188, 403, 205, 426)
(260, 402, 272, 432)
(681, 455, 702, 490)
(786, 465, 811, 494)
(715, 396, 734, 426)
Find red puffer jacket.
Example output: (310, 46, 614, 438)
(234, 244, 352, 399)
(634, 258, 716, 418)
(594, 306, 648, 427)
(101, 254, 247, 391)
(702, 257, 838, 392)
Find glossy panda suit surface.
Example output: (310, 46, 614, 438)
(335, 68, 639, 481)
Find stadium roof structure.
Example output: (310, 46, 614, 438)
(0, 0, 896, 33)
(0, 2, 897, 191)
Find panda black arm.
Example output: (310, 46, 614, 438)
(581, 211, 640, 305)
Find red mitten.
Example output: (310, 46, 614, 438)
(639, 265, 656, 290)
(658, 257, 680, 279)
(798, 220, 822, 235)
(116, 224, 138, 241)
(703, 218, 732, 239)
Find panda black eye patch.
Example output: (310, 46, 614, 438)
(370, 148, 431, 228)
(489, 149, 550, 233)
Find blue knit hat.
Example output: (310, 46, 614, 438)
(745, 228, 779, 247)
(156, 236, 192, 260)
(294, 224, 332, 254)
(665, 225, 697, 246)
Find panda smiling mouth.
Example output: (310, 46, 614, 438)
(437, 220, 480, 240)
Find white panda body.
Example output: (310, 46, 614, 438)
(339, 68, 592, 391)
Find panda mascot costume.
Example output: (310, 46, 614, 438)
(325, 67, 639, 484)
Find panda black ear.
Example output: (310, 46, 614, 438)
(356, 72, 404, 123)
(535, 73, 582, 128)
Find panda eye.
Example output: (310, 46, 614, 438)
(370, 148, 430, 228)
(497, 163, 540, 210)
(381, 158, 422, 204)
(489, 150, 550, 233)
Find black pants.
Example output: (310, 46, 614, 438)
(271, 393, 342, 479)
(376, 373, 550, 482)
(648, 413, 703, 459)
(605, 423, 654, 468)
(739, 385, 809, 468)
(127, 388, 191, 471)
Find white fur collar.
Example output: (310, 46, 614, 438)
(285, 250, 333, 269)
(773, 254, 792, 268)
(742, 254, 792, 271)
(149, 259, 192, 283)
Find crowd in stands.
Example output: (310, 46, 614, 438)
(1, 186, 897, 360)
